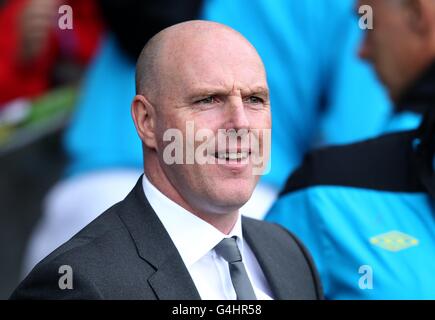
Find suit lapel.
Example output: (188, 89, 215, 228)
(117, 176, 201, 300)
(242, 217, 298, 300)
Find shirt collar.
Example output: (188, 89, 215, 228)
(142, 175, 244, 268)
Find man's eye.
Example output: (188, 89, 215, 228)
(196, 96, 218, 104)
(245, 96, 264, 104)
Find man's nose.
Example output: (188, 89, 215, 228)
(224, 97, 250, 131)
(358, 34, 371, 61)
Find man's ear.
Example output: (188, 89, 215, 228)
(131, 94, 158, 150)
(405, 0, 433, 36)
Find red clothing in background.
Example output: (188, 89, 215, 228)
(0, 0, 103, 106)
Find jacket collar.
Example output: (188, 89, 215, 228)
(396, 61, 435, 114)
(404, 61, 435, 198)
(116, 176, 201, 300)
(414, 110, 435, 199)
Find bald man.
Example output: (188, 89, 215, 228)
(10, 21, 322, 300)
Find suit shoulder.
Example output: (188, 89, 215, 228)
(243, 216, 296, 241)
(243, 216, 315, 256)
(10, 203, 129, 299)
(43, 202, 125, 262)
(281, 130, 421, 195)
(243, 217, 323, 299)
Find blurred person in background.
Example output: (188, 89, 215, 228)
(267, 0, 435, 299)
(0, 0, 102, 157)
(0, 0, 102, 106)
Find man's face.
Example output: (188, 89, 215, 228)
(358, 0, 420, 100)
(153, 31, 271, 215)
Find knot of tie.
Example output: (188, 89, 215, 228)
(214, 237, 242, 263)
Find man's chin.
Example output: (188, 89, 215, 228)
(210, 191, 253, 212)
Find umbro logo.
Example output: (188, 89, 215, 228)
(370, 231, 419, 252)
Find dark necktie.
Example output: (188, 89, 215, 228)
(214, 236, 257, 300)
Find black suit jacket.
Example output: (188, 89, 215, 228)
(11, 177, 323, 300)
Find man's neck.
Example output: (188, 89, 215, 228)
(143, 156, 239, 234)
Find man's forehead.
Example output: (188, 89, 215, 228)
(174, 62, 267, 93)
(186, 82, 269, 96)
(160, 44, 266, 93)
(157, 22, 262, 69)
(164, 36, 261, 67)
(137, 20, 266, 97)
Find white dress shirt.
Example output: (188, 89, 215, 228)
(142, 175, 274, 300)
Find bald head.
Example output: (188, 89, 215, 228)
(135, 20, 264, 98)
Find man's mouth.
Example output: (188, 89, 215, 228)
(214, 151, 251, 161)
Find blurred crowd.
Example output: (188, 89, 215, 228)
(1, 0, 433, 299)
